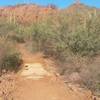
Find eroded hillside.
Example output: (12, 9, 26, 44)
(0, 4, 58, 24)
(0, 3, 100, 24)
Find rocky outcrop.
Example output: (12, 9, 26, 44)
(0, 4, 58, 24)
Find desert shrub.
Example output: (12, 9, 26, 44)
(0, 21, 17, 37)
(1, 53, 22, 72)
(12, 25, 33, 43)
(31, 20, 69, 60)
(10, 34, 25, 43)
(28, 15, 100, 96)
(80, 62, 100, 95)
(0, 39, 22, 72)
(67, 30, 100, 56)
(31, 18, 100, 61)
(0, 18, 25, 43)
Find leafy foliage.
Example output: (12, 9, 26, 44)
(67, 30, 100, 56)
(0, 40, 22, 72)
(2, 53, 22, 71)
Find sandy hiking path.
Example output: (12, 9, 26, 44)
(0, 44, 94, 100)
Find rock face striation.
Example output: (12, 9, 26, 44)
(0, 4, 58, 24)
(0, 3, 99, 24)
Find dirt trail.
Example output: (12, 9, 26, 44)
(0, 44, 94, 100)
(12, 76, 93, 100)
(17, 44, 35, 63)
(17, 44, 47, 64)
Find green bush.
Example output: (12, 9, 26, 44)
(10, 34, 25, 43)
(30, 18, 100, 60)
(0, 40, 22, 72)
(80, 62, 100, 95)
(1, 53, 22, 72)
(0, 21, 17, 37)
(67, 30, 100, 56)
(31, 21, 68, 60)
(12, 25, 33, 43)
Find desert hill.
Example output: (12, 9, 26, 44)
(0, 3, 100, 24)
(0, 4, 58, 24)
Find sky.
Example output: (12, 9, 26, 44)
(0, 0, 100, 8)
